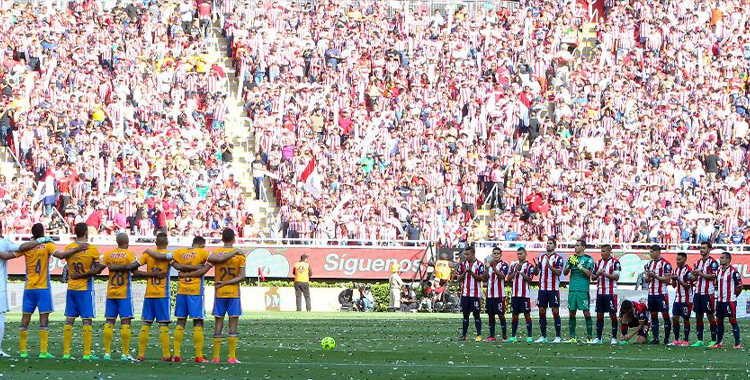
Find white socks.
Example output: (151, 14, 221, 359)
(0, 312, 5, 352)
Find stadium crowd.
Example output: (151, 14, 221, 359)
(0, 0, 749, 247)
(0, 0, 247, 238)
(225, 0, 750, 246)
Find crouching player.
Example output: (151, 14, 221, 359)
(618, 300, 650, 345)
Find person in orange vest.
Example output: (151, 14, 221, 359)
(293, 254, 312, 311)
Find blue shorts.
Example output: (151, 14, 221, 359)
(537, 290, 560, 308)
(22, 288, 54, 314)
(105, 298, 134, 319)
(460, 296, 481, 314)
(672, 302, 692, 318)
(175, 294, 205, 319)
(692, 294, 715, 315)
(485, 297, 506, 315)
(142, 297, 171, 322)
(511, 297, 531, 314)
(716, 301, 737, 319)
(595, 294, 618, 314)
(65, 290, 95, 319)
(213, 297, 241, 317)
(647, 295, 669, 313)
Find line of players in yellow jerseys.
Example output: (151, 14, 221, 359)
(0, 223, 246, 363)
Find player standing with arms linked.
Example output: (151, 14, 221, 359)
(0, 224, 69, 359)
(535, 238, 563, 343)
(211, 228, 246, 363)
(457, 245, 484, 341)
(482, 247, 509, 341)
(644, 244, 672, 345)
(0, 235, 46, 357)
(62, 223, 105, 360)
(564, 239, 595, 343)
(669, 252, 693, 346)
(710, 251, 743, 349)
(590, 244, 620, 344)
(137, 233, 174, 362)
(102, 233, 153, 361)
(690, 242, 719, 347)
(0, 223, 86, 358)
(161, 236, 240, 362)
(504, 247, 535, 343)
(170, 236, 212, 362)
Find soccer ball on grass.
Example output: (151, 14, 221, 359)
(321, 337, 336, 350)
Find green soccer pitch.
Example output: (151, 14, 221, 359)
(0, 313, 748, 380)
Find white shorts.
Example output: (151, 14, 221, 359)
(0, 292, 8, 313)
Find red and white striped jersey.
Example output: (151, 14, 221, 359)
(716, 265, 742, 303)
(673, 264, 693, 303)
(693, 256, 719, 295)
(645, 258, 673, 296)
(458, 259, 485, 298)
(510, 261, 535, 298)
(537, 253, 564, 291)
(486, 260, 509, 298)
(596, 257, 621, 295)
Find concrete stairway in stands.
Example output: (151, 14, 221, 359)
(212, 28, 278, 236)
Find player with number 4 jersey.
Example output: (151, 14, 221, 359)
(0, 223, 84, 359)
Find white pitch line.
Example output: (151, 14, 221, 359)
(195, 361, 750, 372)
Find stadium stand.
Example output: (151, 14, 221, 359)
(1, 0, 750, 247)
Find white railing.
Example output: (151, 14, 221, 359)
(7, 234, 750, 254)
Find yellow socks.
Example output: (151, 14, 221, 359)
(19, 329, 28, 353)
(63, 325, 73, 356)
(103, 324, 114, 354)
(159, 326, 170, 359)
(39, 328, 49, 354)
(194, 326, 204, 359)
(212, 336, 222, 360)
(174, 325, 185, 358)
(82, 324, 93, 356)
(121, 324, 132, 357)
(138, 325, 151, 358)
(228, 335, 237, 360)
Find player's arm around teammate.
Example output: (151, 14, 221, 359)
(171, 236, 213, 363)
(135, 233, 173, 362)
(16, 224, 89, 359)
(102, 233, 141, 361)
(62, 223, 105, 360)
(211, 229, 246, 364)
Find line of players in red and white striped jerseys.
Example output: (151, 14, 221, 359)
(455, 240, 743, 348)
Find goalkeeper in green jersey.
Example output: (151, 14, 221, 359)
(563, 239, 596, 342)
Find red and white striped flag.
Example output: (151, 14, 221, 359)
(300, 155, 316, 182)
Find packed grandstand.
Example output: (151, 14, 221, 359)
(0, 0, 749, 248)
